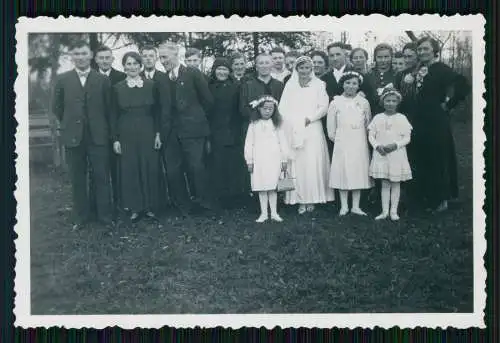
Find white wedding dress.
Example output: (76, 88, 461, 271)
(278, 66, 335, 205)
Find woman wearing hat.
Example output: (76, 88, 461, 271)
(207, 57, 248, 207)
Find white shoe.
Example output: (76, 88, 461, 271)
(390, 212, 400, 221)
(351, 207, 367, 216)
(375, 212, 388, 220)
(339, 207, 349, 216)
(271, 213, 283, 222)
(255, 214, 268, 223)
(298, 205, 307, 215)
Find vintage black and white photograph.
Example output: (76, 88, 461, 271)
(15, 15, 486, 328)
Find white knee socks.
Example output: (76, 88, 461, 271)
(390, 182, 401, 220)
(377, 180, 401, 220)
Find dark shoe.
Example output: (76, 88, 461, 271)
(97, 217, 116, 228)
(145, 211, 159, 222)
(130, 212, 141, 223)
(72, 222, 86, 230)
(169, 206, 191, 219)
(71, 216, 91, 230)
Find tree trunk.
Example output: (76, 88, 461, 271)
(252, 32, 259, 59)
(47, 34, 67, 170)
(89, 33, 99, 69)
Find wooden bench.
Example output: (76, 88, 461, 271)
(29, 112, 66, 168)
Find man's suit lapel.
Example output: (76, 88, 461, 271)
(153, 70, 165, 82)
(71, 70, 86, 101)
(83, 70, 98, 100)
(176, 65, 186, 84)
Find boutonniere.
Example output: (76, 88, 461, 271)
(180, 81, 184, 86)
(403, 73, 415, 84)
(416, 66, 429, 89)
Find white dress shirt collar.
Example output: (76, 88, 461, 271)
(333, 64, 346, 82)
(75, 67, 91, 86)
(144, 69, 156, 80)
(271, 68, 290, 82)
(99, 68, 111, 77)
(76, 67, 91, 75)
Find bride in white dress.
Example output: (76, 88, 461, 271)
(278, 56, 335, 214)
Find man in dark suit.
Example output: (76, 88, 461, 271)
(52, 40, 115, 228)
(140, 44, 165, 82)
(158, 41, 214, 214)
(140, 45, 173, 211)
(94, 45, 126, 215)
(95, 45, 126, 85)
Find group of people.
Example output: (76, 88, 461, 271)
(51, 36, 470, 228)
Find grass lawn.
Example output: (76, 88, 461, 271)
(29, 118, 473, 314)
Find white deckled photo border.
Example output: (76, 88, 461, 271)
(14, 14, 487, 329)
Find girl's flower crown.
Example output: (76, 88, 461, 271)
(342, 70, 364, 83)
(249, 95, 279, 109)
(379, 86, 402, 102)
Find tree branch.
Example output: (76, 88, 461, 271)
(111, 42, 135, 51)
(405, 31, 418, 42)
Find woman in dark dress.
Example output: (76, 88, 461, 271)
(409, 37, 470, 212)
(366, 43, 397, 114)
(207, 57, 247, 206)
(393, 42, 421, 209)
(395, 42, 419, 123)
(112, 52, 162, 222)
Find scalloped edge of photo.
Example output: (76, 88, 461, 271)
(13, 13, 487, 329)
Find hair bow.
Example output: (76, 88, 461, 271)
(377, 82, 395, 96)
(379, 85, 402, 101)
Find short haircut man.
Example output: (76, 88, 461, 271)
(326, 42, 347, 70)
(141, 44, 159, 74)
(284, 50, 300, 71)
(185, 47, 202, 69)
(52, 40, 114, 227)
(270, 47, 286, 73)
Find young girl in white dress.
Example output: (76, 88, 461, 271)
(244, 96, 289, 223)
(327, 71, 373, 216)
(368, 88, 413, 221)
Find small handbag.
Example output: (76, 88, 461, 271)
(277, 169, 295, 192)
